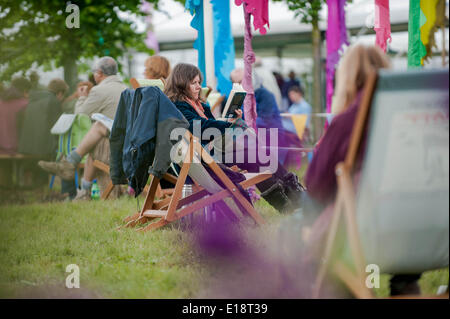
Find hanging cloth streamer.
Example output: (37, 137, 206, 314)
(420, 0, 446, 64)
(211, 0, 235, 95)
(186, 0, 206, 85)
(374, 0, 391, 53)
(326, 0, 348, 117)
(235, 0, 270, 34)
(186, 0, 236, 93)
(408, 0, 445, 68)
(235, 0, 270, 131)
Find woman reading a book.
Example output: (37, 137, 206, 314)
(165, 63, 305, 214)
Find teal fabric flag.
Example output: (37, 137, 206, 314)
(186, 0, 235, 94)
(211, 0, 235, 95)
(186, 0, 206, 85)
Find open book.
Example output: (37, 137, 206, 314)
(221, 83, 246, 119)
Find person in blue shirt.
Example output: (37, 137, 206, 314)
(282, 85, 312, 139)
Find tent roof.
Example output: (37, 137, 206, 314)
(152, 0, 412, 51)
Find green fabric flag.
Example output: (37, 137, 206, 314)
(408, 0, 424, 68)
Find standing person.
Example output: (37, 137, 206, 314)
(0, 77, 31, 154)
(18, 78, 68, 157)
(273, 72, 285, 94)
(283, 85, 312, 144)
(17, 78, 68, 187)
(165, 63, 305, 214)
(281, 70, 301, 109)
(254, 57, 283, 111)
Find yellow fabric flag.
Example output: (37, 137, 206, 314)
(291, 114, 308, 140)
(420, 0, 445, 64)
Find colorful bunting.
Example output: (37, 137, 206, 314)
(186, 0, 206, 85)
(374, 0, 391, 53)
(235, 0, 270, 35)
(186, 0, 235, 94)
(234, 0, 270, 131)
(211, 0, 235, 95)
(408, 0, 446, 68)
(326, 0, 348, 116)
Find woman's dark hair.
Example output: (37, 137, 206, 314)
(164, 63, 203, 102)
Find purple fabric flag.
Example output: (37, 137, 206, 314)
(242, 7, 258, 131)
(326, 0, 348, 116)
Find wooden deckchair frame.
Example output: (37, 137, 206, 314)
(122, 131, 271, 232)
(312, 71, 449, 299)
(312, 71, 378, 299)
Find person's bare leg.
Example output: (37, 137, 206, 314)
(74, 121, 109, 157)
(75, 155, 98, 201)
(83, 155, 97, 182)
(38, 121, 108, 181)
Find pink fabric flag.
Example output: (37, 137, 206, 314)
(326, 0, 348, 117)
(235, 0, 269, 131)
(241, 7, 258, 131)
(235, 0, 270, 34)
(374, 0, 391, 53)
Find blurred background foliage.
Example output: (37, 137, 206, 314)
(0, 0, 165, 88)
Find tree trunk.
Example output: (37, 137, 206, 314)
(63, 56, 78, 92)
(311, 19, 323, 142)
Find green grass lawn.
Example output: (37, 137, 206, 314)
(0, 187, 448, 298)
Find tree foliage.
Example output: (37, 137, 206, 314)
(0, 0, 161, 83)
(272, 0, 326, 25)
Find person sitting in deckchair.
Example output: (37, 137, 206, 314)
(303, 44, 422, 296)
(38, 57, 127, 200)
(39, 56, 171, 200)
(164, 63, 305, 214)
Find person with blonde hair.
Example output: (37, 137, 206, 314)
(143, 55, 171, 80)
(305, 44, 390, 208)
(304, 44, 421, 296)
(332, 45, 390, 114)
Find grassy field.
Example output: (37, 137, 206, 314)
(0, 185, 448, 298)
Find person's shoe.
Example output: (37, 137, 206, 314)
(72, 188, 91, 202)
(38, 159, 76, 181)
(281, 172, 306, 209)
(390, 275, 421, 296)
(261, 182, 295, 214)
